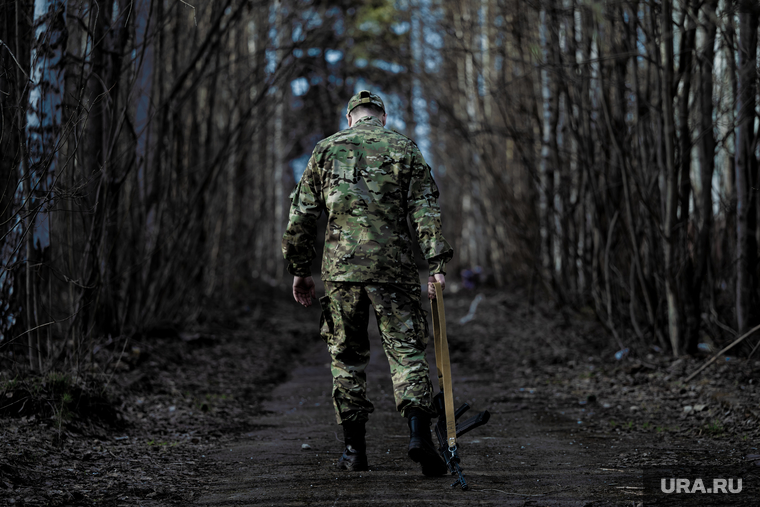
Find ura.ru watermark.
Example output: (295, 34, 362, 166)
(661, 477, 742, 494)
(644, 465, 755, 505)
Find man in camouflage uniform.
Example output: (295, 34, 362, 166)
(282, 91, 453, 476)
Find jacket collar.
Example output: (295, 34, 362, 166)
(353, 116, 384, 128)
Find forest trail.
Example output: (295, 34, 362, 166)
(2, 286, 754, 506)
(193, 308, 642, 507)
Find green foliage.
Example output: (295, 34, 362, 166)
(47, 371, 72, 395)
(55, 392, 74, 430)
(146, 440, 177, 447)
(584, 0, 605, 24)
(42, 372, 76, 428)
(355, 0, 395, 35)
(701, 419, 725, 437)
(349, 0, 409, 69)
(529, 43, 543, 61)
(0, 373, 119, 426)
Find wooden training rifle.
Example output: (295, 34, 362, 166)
(430, 282, 491, 490)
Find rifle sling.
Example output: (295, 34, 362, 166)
(431, 282, 457, 449)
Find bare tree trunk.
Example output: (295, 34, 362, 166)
(543, 1, 561, 296)
(271, 0, 287, 280)
(141, 0, 166, 324)
(688, 0, 718, 352)
(723, 9, 738, 313)
(226, 21, 250, 294)
(126, 0, 155, 328)
(661, 0, 682, 355)
(734, 0, 759, 334)
(21, 0, 67, 369)
(202, 45, 220, 295)
(251, 2, 268, 276)
(626, 1, 661, 344)
(0, 1, 30, 343)
(677, 0, 697, 353)
(579, 4, 596, 301)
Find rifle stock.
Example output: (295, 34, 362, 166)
(430, 283, 491, 490)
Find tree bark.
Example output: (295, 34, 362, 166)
(735, 1, 759, 334)
(677, 0, 697, 353)
(661, 0, 682, 355)
(688, 0, 718, 353)
(22, 0, 67, 369)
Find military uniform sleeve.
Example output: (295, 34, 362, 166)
(282, 153, 323, 277)
(407, 144, 453, 275)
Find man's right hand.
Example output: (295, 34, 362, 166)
(427, 274, 445, 300)
(293, 276, 316, 307)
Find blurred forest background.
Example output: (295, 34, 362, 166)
(1, 0, 760, 374)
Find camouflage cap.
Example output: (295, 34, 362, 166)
(346, 90, 385, 114)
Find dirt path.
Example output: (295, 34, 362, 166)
(3, 287, 753, 506)
(192, 312, 645, 507)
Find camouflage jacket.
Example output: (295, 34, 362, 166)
(282, 115, 453, 283)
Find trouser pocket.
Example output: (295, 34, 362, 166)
(319, 295, 333, 344)
(417, 299, 431, 347)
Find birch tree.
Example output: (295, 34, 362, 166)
(0, 0, 66, 368)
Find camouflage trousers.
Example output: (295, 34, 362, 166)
(319, 282, 436, 424)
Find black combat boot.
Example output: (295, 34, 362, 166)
(406, 408, 448, 476)
(337, 420, 368, 471)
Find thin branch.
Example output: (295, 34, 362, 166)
(474, 488, 547, 497)
(9, 315, 74, 342)
(685, 324, 760, 382)
(124, 1, 133, 27)
(0, 39, 29, 78)
(179, 0, 198, 26)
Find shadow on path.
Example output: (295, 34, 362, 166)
(194, 306, 640, 506)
